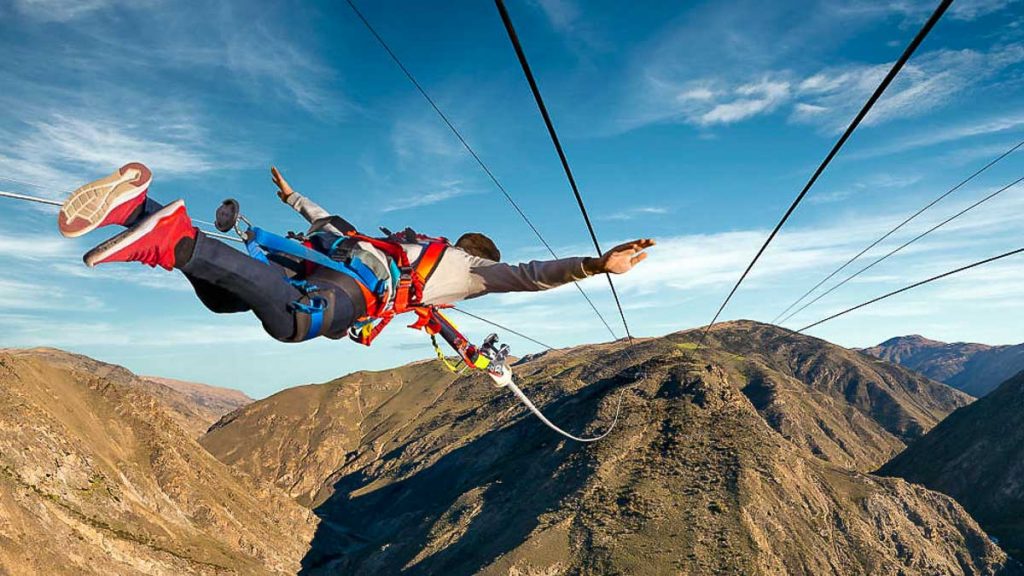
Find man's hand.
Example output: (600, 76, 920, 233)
(584, 239, 656, 275)
(271, 166, 295, 203)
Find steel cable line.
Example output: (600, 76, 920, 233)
(699, 0, 953, 345)
(779, 174, 1024, 325)
(343, 0, 618, 342)
(451, 307, 555, 350)
(494, 0, 634, 344)
(772, 138, 1024, 325)
(0, 189, 242, 244)
(795, 246, 1024, 334)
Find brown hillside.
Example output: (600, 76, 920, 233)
(0, 349, 316, 575)
(880, 369, 1024, 558)
(143, 376, 252, 436)
(203, 322, 1012, 575)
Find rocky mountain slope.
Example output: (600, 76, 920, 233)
(862, 335, 1024, 397)
(688, 321, 970, 471)
(880, 369, 1024, 559)
(143, 376, 252, 437)
(202, 321, 1011, 575)
(0, 348, 316, 575)
(16, 348, 250, 438)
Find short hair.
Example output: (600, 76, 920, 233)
(455, 232, 500, 261)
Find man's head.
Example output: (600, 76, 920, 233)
(455, 232, 500, 261)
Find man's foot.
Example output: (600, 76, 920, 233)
(84, 200, 196, 270)
(59, 162, 152, 238)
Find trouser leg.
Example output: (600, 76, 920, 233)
(178, 232, 305, 341)
(134, 197, 255, 314)
(177, 232, 359, 342)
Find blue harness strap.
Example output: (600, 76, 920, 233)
(250, 228, 386, 294)
(289, 296, 327, 341)
(246, 227, 391, 342)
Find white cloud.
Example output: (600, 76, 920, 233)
(0, 229, 74, 260)
(626, 43, 1024, 133)
(217, 24, 347, 117)
(886, 0, 1022, 22)
(532, 0, 580, 33)
(790, 45, 1024, 132)
(850, 113, 1024, 159)
(381, 181, 478, 212)
(391, 116, 463, 162)
(599, 206, 670, 221)
(699, 79, 791, 125)
(10, 0, 157, 22)
(48, 262, 194, 292)
(0, 110, 231, 196)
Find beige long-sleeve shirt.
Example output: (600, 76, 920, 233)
(285, 192, 590, 304)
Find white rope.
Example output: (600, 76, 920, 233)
(500, 375, 624, 443)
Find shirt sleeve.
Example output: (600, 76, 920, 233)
(465, 255, 590, 298)
(285, 192, 341, 234)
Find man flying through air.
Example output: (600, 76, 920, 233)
(58, 163, 655, 346)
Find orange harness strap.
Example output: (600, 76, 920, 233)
(344, 231, 450, 346)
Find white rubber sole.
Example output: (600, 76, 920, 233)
(59, 162, 152, 238)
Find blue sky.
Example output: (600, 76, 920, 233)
(1, 0, 1023, 397)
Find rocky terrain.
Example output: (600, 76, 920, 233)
(880, 368, 1024, 560)
(863, 335, 1024, 397)
(697, 322, 971, 472)
(203, 321, 1013, 575)
(143, 376, 252, 437)
(0, 348, 316, 575)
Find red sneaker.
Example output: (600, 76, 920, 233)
(59, 162, 152, 238)
(84, 200, 196, 270)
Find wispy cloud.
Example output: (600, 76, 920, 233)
(791, 45, 1024, 132)
(885, 0, 1022, 22)
(599, 206, 670, 221)
(381, 180, 478, 212)
(808, 172, 923, 205)
(0, 229, 75, 260)
(622, 43, 1024, 132)
(0, 113, 223, 196)
(9, 0, 158, 22)
(849, 113, 1024, 159)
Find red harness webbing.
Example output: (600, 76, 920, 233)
(343, 231, 449, 346)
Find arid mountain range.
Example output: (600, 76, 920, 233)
(862, 335, 1024, 397)
(204, 320, 1012, 575)
(0, 348, 311, 575)
(1, 323, 1021, 575)
(880, 368, 1024, 560)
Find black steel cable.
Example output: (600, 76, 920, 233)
(699, 0, 953, 345)
(779, 174, 1024, 324)
(772, 139, 1024, 324)
(493, 0, 634, 343)
(343, 0, 618, 342)
(796, 246, 1024, 333)
(451, 306, 555, 350)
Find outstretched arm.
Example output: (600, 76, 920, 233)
(464, 239, 656, 298)
(271, 166, 332, 225)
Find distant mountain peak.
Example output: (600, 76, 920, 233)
(863, 334, 1024, 398)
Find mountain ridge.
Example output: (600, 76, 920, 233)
(862, 335, 1024, 397)
(880, 368, 1024, 559)
(202, 320, 1013, 575)
(0, 348, 316, 575)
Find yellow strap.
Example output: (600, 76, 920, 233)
(432, 334, 468, 374)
